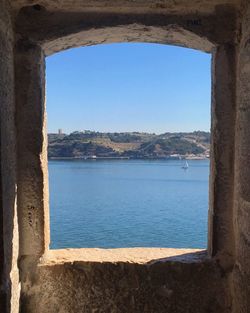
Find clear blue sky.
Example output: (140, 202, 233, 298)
(46, 43, 211, 134)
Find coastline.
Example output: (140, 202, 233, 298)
(48, 156, 209, 161)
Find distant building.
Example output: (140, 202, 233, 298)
(58, 129, 63, 135)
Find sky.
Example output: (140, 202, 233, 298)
(46, 43, 211, 134)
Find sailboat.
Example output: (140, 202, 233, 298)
(182, 160, 189, 170)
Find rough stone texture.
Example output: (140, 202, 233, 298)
(9, 0, 240, 15)
(14, 4, 238, 55)
(0, 105, 4, 313)
(1, 0, 250, 312)
(0, 1, 20, 312)
(21, 249, 231, 313)
(15, 42, 50, 257)
(42, 247, 204, 264)
(233, 1, 250, 312)
(208, 44, 236, 268)
(12, 5, 238, 313)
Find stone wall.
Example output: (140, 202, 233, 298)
(0, 1, 20, 312)
(233, 1, 250, 312)
(21, 249, 230, 313)
(13, 3, 238, 312)
(1, 0, 250, 312)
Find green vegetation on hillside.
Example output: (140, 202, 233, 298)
(48, 131, 210, 159)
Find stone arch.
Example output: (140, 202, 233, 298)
(0, 1, 243, 312)
(15, 5, 224, 56)
(38, 21, 217, 254)
(43, 24, 214, 56)
(15, 7, 236, 259)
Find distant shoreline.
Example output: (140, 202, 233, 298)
(48, 131, 210, 160)
(48, 156, 209, 161)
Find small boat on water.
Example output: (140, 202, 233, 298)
(182, 160, 189, 170)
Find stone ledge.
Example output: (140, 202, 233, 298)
(41, 248, 207, 265)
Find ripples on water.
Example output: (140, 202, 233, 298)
(49, 159, 209, 249)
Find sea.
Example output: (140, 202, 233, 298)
(49, 159, 209, 249)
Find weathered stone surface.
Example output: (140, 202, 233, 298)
(1, 0, 250, 312)
(21, 249, 231, 313)
(233, 2, 250, 312)
(14, 4, 238, 55)
(9, 0, 240, 15)
(208, 44, 236, 267)
(42, 247, 205, 264)
(0, 1, 20, 312)
(15, 42, 50, 257)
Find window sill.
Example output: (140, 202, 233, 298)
(41, 248, 207, 266)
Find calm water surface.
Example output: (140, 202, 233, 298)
(49, 159, 209, 249)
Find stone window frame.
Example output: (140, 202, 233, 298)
(14, 6, 236, 268)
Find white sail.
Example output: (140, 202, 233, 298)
(182, 160, 189, 169)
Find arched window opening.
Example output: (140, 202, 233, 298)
(46, 43, 211, 249)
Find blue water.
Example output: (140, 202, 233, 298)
(49, 159, 209, 249)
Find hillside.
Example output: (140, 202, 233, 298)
(48, 131, 210, 159)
